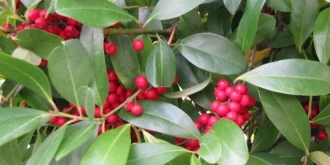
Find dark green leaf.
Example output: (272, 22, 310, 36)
(211, 119, 249, 165)
(147, 0, 204, 22)
(80, 26, 108, 106)
(319, 95, 330, 111)
(180, 101, 199, 121)
(246, 153, 286, 165)
(176, 9, 203, 38)
(223, 0, 241, 15)
(253, 14, 276, 45)
(190, 155, 202, 165)
(55, 121, 97, 160)
(80, 124, 131, 165)
(235, 0, 266, 53)
(77, 87, 95, 119)
(265, 0, 291, 12)
(178, 33, 246, 75)
(259, 88, 310, 152)
(290, 0, 318, 50)
(274, 46, 301, 61)
(198, 133, 221, 164)
(206, 7, 232, 37)
(26, 124, 68, 165)
(314, 8, 330, 64)
(0, 108, 49, 146)
(13, 29, 63, 59)
(0, 140, 22, 165)
(21, 0, 42, 8)
(48, 39, 93, 106)
(312, 103, 330, 126)
(20, 88, 53, 111)
(166, 153, 191, 165)
(119, 101, 201, 139)
(0, 36, 16, 54)
(271, 141, 305, 165)
(18, 131, 34, 157)
(237, 59, 330, 96)
(0, 52, 53, 102)
(310, 151, 330, 165)
(269, 30, 295, 48)
(136, 35, 153, 72)
(110, 35, 141, 90)
(146, 38, 176, 87)
(127, 143, 187, 165)
(55, 0, 135, 28)
(251, 121, 281, 153)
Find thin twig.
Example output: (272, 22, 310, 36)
(167, 22, 178, 45)
(248, 47, 257, 71)
(132, 125, 141, 143)
(0, 84, 21, 105)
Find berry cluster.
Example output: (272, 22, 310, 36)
(104, 39, 144, 55)
(303, 104, 328, 141)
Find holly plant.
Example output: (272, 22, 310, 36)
(1, 0, 330, 164)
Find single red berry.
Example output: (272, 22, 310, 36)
(35, 17, 48, 29)
(248, 97, 256, 107)
(130, 103, 143, 116)
(56, 117, 67, 127)
(46, 25, 60, 34)
(198, 113, 210, 125)
(210, 100, 220, 112)
(217, 79, 230, 90)
(175, 137, 185, 145)
(242, 112, 251, 121)
(126, 90, 134, 98)
(1, 23, 13, 34)
(135, 75, 148, 89)
(156, 87, 166, 94)
(207, 116, 219, 126)
(104, 42, 117, 55)
(240, 94, 250, 107)
(230, 91, 242, 102)
(107, 93, 119, 104)
(204, 125, 212, 134)
(215, 90, 228, 102)
(106, 114, 119, 124)
(225, 87, 235, 97)
(94, 107, 101, 118)
(109, 82, 118, 93)
(39, 10, 48, 18)
(228, 102, 241, 112)
(59, 31, 69, 40)
(317, 131, 328, 140)
(234, 84, 248, 94)
(108, 71, 118, 81)
(186, 139, 199, 149)
(49, 116, 58, 124)
(39, 59, 48, 67)
(116, 86, 127, 96)
(132, 39, 144, 51)
(64, 25, 78, 38)
(194, 121, 203, 131)
(145, 88, 158, 100)
(137, 91, 146, 100)
(27, 8, 40, 22)
(124, 102, 135, 112)
(236, 115, 245, 126)
(216, 104, 229, 116)
(226, 111, 238, 123)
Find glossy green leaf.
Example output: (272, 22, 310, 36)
(119, 101, 201, 139)
(26, 124, 68, 165)
(13, 29, 63, 59)
(251, 121, 281, 153)
(223, 0, 241, 15)
(147, 0, 204, 22)
(20, 88, 53, 111)
(136, 35, 153, 72)
(146, 38, 176, 87)
(0, 140, 22, 165)
(206, 7, 232, 37)
(164, 74, 211, 98)
(310, 151, 330, 165)
(274, 46, 301, 61)
(11, 47, 41, 66)
(80, 124, 131, 165)
(259, 88, 310, 152)
(0, 52, 53, 102)
(265, 0, 291, 12)
(237, 59, 330, 96)
(0, 108, 49, 147)
(235, 0, 265, 53)
(0, 36, 16, 54)
(80, 26, 108, 106)
(166, 153, 191, 165)
(142, 130, 168, 144)
(77, 87, 95, 119)
(319, 95, 330, 111)
(18, 131, 34, 157)
(178, 33, 246, 75)
(269, 30, 295, 48)
(176, 9, 203, 38)
(198, 133, 222, 164)
(110, 35, 141, 90)
(190, 155, 202, 165)
(21, 0, 42, 8)
(314, 8, 330, 64)
(246, 153, 286, 165)
(211, 119, 249, 165)
(48, 39, 93, 106)
(290, 0, 319, 50)
(271, 141, 305, 165)
(253, 14, 276, 45)
(127, 143, 187, 165)
(312, 103, 330, 126)
(55, 0, 135, 28)
(55, 121, 97, 160)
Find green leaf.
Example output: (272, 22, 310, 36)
(178, 33, 246, 75)
(259, 88, 310, 152)
(314, 8, 330, 64)
(48, 39, 93, 106)
(223, 0, 241, 15)
(164, 74, 211, 98)
(55, 0, 135, 28)
(0, 108, 49, 147)
(211, 119, 249, 165)
(0, 52, 53, 102)
(20, 88, 53, 111)
(137, 35, 153, 72)
(80, 26, 108, 106)
(18, 131, 34, 157)
(250, 121, 281, 153)
(190, 155, 202, 165)
(198, 133, 222, 164)
(166, 153, 191, 165)
(246, 153, 286, 165)
(0, 36, 16, 54)
(119, 101, 201, 139)
(176, 9, 203, 38)
(290, 0, 319, 50)
(77, 87, 95, 119)
(253, 14, 276, 45)
(237, 59, 330, 96)
(12, 47, 41, 66)
(26, 124, 68, 165)
(126, 143, 188, 165)
(147, 0, 204, 22)
(146, 38, 176, 87)
(310, 151, 330, 165)
(21, 0, 42, 8)
(269, 30, 295, 48)
(274, 46, 301, 61)
(271, 141, 305, 165)
(206, 7, 232, 37)
(55, 121, 97, 160)
(110, 35, 141, 90)
(235, 0, 266, 53)
(0, 140, 22, 165)
(13, 29, 63, 59)
(265, 0, 291, 12)
(80, 124, 131, 165)
(142, 130, 168, 144)
(319, 95, 330, 111)
(312, 103, 330, 126)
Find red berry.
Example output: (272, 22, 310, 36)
(59, 31, 69, 40)
(225, 87, 235, 97)
(126, 90, 134, 98)
(108, 71, 118, 81)
(215, 90, 228, 102)
(216, 104, 229, 116)
(106, 114, 119, 124)
(1, 23, 13, 34)
(230, 91, 242, 102)
(242, 112, 251, 121)
(236, 115, 245, 126)
(67, 18, 82, 27)
(195, 121, 203, 131)
(64, 25, 77, 38)
(248, 97, 256, 107)
(228, 102, 241, 112)
(116, 86, 126, 96)
(39, 10, 48, 18)
(175, 137, 185, 145)
(132, 39, 144, 51)
(35, 17, 48, 29)
(107, 93, 119, 104)
(46, 25, 60, 34)
(226, 111, 238, 123)
(137, 91, 146, 100)
(240, 94, 250, 107)
(235, 84, 248, 94)
(56, 117, 67, 127)
(17, 24, 26, 31)
(27, 9, 40, 22)
(49, 116, 58, 124)
(210, 101, 220, 112)
(198, 113, 210, 125)
(109, 82, 118, 93)
(217, 79, 230, 90)
(104, 42, 117, 55)
(130, 103, 143, 116)
(94, 107, 101, 118)
(186, 139, 199, 149)
(39, 59, 48, 67)
(317, 131, 328, 140)
(145, 88, 158, 100)
(207, 116, 219, 126)
(173, 75, 179, 84)
(156, 87, 166, 94)
(135, 75, 148, 89)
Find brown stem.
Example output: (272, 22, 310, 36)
(248, 47, 257, 71)
(167, 22, 178, 45)
(105, 28, 169, 35)
(122, 5, 145, 10)
(132, 125, 141, 143)
(0, 84, 21, 105)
